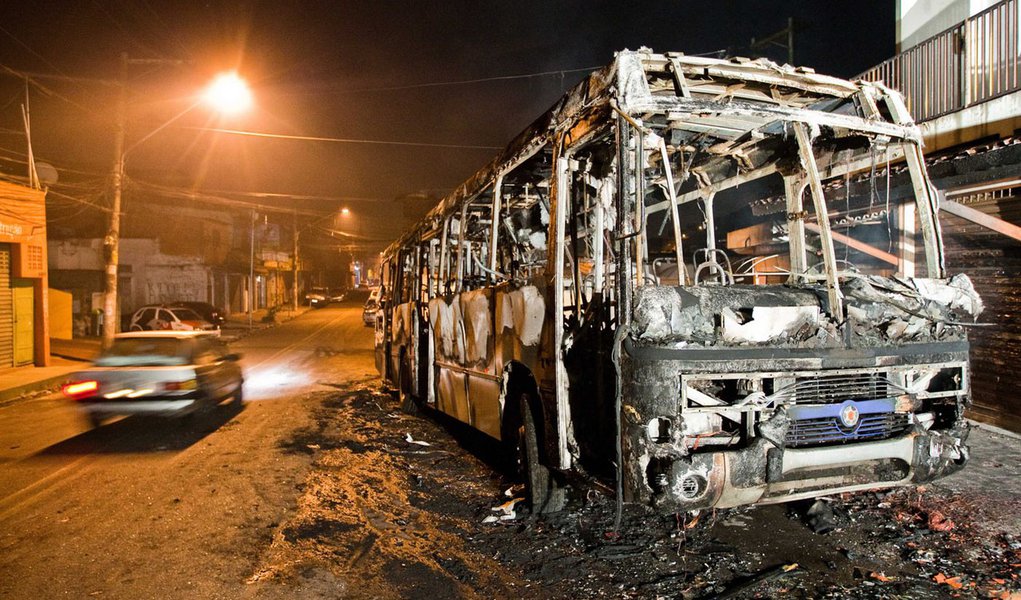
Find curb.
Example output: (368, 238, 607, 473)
(0, 373, 71, 405)
(968, 419, 1021, 441)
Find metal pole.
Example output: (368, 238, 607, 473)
(787, 17, 794, 65)
(292, 210, 299, 311)
(249, 209, 255, 329)
(102, 52, 128, 349)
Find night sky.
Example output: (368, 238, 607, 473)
(0, 1, 895, 235)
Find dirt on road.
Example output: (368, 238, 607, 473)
(4, 305, 1017, 599)
(248, 379, 1021, 600)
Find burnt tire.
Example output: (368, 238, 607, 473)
(519, 396, 566, 514)
(397, 357, 420, 415)
(232, 384, 244, 407)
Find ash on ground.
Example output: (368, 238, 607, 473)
(249, 381, 1020, 599)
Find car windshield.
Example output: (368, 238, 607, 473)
(95, 338, 192, 367)
(170, 308, 203, 321)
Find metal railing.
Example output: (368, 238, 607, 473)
(858, 0, 1020, 122)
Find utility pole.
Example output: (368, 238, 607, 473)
(102, 54, 194, 348)
(249, 209, 256, 329)
(102, 52, 128, 349)
(750, 17, 796, 65)
(292, 210, 299, 311)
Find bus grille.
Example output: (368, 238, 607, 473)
(791, 373, 889, 404)
(786, 413, 911, 448)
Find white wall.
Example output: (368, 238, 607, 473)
(49, 238, 210, 313)
(897, 0, 1002, 50)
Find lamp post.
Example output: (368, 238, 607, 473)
(249, 209, 256, 329)
(292, 210, 299, 312)
(102, 57, 252, 348)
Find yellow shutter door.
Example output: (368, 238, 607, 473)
(12, 280, 33, 366)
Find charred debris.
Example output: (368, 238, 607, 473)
(377, 49, 982, 521)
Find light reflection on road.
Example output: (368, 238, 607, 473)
(242, 365, 313, 400)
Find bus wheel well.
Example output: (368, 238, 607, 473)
(501, 363, 544, 454)
(501, 361, 565, 513)
(396, 345, 420, 414)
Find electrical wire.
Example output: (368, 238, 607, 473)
(196, 189, 390, 204)
(321, 66, 601, 95)
(182, 126, 502, 150)
(0, 63, 104, 118)
(89, 0, 168, 60)
(126, 178, 334, 217)
(0, 24, 69, 79)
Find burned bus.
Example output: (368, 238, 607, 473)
(374, 49, 980, 514)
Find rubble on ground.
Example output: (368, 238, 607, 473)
(254, 382, 1019, 599)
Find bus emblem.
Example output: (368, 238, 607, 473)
(839, 403, 861, 428)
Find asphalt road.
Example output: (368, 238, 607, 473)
(2, 303, 1017, 599)
(0, 304, 376, 599)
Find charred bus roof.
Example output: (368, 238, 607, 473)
(386, 48, 925, 258)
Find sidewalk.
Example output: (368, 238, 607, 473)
(50, 337, 102, 362)
(0, 355, 89, 405)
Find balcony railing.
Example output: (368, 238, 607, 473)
(858, 0, 1020, 122)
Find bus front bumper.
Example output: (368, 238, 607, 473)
(647, 424, 969, 512)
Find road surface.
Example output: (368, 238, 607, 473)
(1, 303, 1017, 599)
(0, 304, 376, 599)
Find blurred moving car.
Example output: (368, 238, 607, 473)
(362, 287, 380, 326)
(62, 331, 244, 427)
(128, 305, 219, 335)
(172, 301, 226, 328)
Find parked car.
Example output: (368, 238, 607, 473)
(62, 331, 244, 427)
(171, 301, 226, 327)
(362, 287, 380, 326)
(305, 287, 330, 308)
(127, 305, 219, 335)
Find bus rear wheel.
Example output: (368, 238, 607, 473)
(397, 356, 420, 415)
(517, 395, 565, 514)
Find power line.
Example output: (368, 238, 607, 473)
(0, 69, 117, 87)
(0, 145, 109, 178)
(0, 63, 104, 117)
(0, 24, 109, 111)
(183, 126, 502, 150)
(198, 189, 390, 204)
(319, 65, 601, 95)
(0, 24, 69, 78)
(126, 178, 334, 217)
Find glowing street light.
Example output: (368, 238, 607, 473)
(102, 57, 254, 347)
(203, 72, 253, 115)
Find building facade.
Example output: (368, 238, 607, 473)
(0, 180, 49, 367)
(862, 0, 1021, 431)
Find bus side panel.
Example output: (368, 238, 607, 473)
(462, 288, 501, 439)
(429, 295, 471, 423)
(436, 365, 469, 422)
(390, 301, 414, 383)
(492, 284, 546, 436)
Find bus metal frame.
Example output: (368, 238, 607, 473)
(375, 49, 980, 513)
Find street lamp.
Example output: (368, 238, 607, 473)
(102, 54, 253, 347)
(203, 72, 253, 115)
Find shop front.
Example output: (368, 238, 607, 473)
(0, 181, 49, 368)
